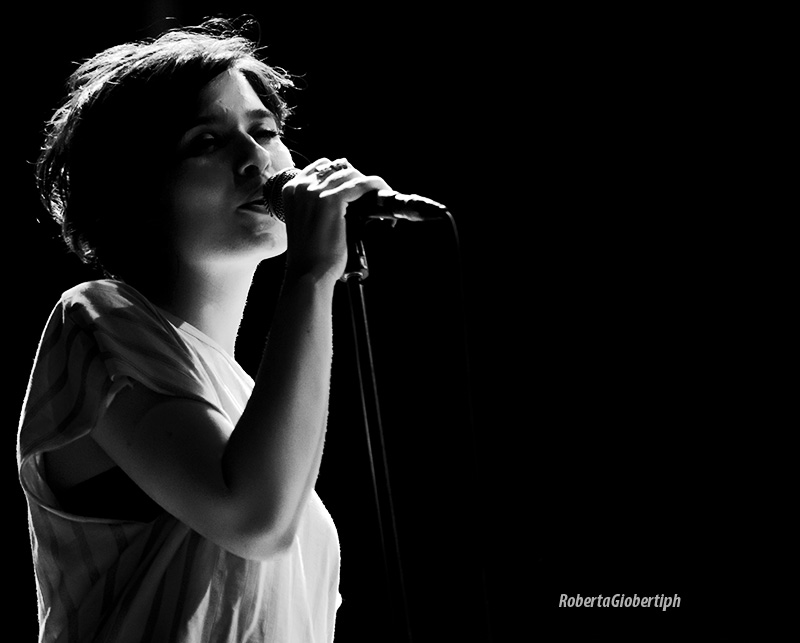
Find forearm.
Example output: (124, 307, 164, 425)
(222, 271, 336, 544)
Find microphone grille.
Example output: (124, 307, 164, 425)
(263, 167, 300, 221)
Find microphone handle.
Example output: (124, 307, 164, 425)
(262, 167, 449, 222)
(351, 190, 449, 222)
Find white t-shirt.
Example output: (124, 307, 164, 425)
(17, 279, 341, 642)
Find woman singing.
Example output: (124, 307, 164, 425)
(17, 18, 388, 642)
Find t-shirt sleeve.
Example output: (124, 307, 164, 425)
(17, 280, 221, 507)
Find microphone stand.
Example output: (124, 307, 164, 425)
(340, 211, 413, 643)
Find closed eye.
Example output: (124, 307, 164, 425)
(252, 128, 281, 144)
(184, 132, 221, 156)
(180, 126, 280, 158)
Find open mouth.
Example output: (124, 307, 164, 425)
(239, 199, 268, 212)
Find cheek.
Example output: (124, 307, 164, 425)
(163, 162, 227, 225)
(272, 140, 294, 171)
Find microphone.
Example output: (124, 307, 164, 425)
(262, 167, 449, 223)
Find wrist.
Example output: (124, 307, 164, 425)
(281, 265, 339, 293)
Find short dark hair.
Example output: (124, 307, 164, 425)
(36, 17, 294, 278)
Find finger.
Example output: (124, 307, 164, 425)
(298, 158, 333, 179)
(315, 158, 351, 183)
(321, 174, 392, 203)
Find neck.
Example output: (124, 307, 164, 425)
(145, 260, 258, 357)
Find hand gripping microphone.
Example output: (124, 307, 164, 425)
(262, 167, 449, 222)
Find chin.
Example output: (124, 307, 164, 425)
(250, 230, 288, 262)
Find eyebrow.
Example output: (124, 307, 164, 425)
(188, 108, 277, 128)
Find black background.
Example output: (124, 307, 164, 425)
(6, 2, 730, 640)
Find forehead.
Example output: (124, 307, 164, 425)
(195, 68, 275, 122)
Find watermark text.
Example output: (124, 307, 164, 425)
(559, 594, 680, 611)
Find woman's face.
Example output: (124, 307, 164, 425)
(161, 68, 293, 270)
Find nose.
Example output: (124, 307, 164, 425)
(237, 134, 271, 180)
